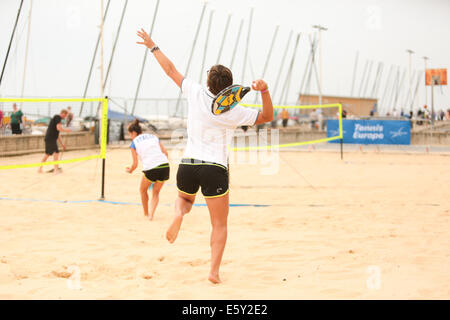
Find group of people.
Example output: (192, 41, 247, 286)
(385, 106, 450, 123)
(0, 103, 74, 135)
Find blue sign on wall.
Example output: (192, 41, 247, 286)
(327, 119, 411, 145)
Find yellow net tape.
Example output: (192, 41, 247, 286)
(231, 103, 343, 151)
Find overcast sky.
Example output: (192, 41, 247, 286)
(0, 0, 449, 113)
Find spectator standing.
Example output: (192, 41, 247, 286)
(10, 103, 24, 134)
(310, 109, 319, 129)
(0, 108, 3, 131)
(281, 109, 289, 128)
(271, 109, 278, 128)
(66, 106, 74, 127)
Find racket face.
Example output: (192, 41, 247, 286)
(211, 85, 251, 115)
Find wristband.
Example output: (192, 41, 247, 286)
(150, 45, 159, 53)
(260, 87, 269, 94)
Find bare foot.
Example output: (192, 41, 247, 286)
(165, 214, 183, 243)
(208, 273, 221, 284)
(148, 214, 154, 221)
(37, 167, 43, 173)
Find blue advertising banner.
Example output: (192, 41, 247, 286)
(327, 119, 411, 145)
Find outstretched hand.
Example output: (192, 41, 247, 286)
(251, 79, 268, 91)
(136, 28, 155, 49)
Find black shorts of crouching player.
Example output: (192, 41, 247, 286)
(143, 163, 170, 183)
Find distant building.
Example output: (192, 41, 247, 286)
(298, 94, 378, 117)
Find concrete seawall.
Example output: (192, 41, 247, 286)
(0, 132, 97, 156)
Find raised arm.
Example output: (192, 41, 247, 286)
(137, 29, 184, 88)
(253, 79, 274, 124)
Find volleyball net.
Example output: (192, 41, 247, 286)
(231, 103, 343, 151)
(0, 98, 108, 170)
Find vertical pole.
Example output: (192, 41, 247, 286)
(200, 9, 214, 83)
(380, 65, 393, 115)
(350, 51, 359, 96)
(272, 30, 293, 102)
(100, 0, 105, 105)
(406, 49, 415, 112)
(280, 33, 301, 105)
(216, 13, 231, 64)
(312, 25, 328, 105)
(100, 96, 108, 200)
(261, 25, 279, 79)
(362, 60, 373, 98)
(358, 60, 369, 97)
(173, 1, 207, 116)
(393, 69, 407, 110)
(374, 63, 384, 98)
(101, 158, 106, 200)
(297, 49, 312, 104)
(20, 0, 33, 103)
(230, 19, 244, 69)
(310, 36, 323, 103)
(370, 62, 382, 98)
(340, 138, 343, 160)
(318, 30, 323, 105)
(241, 7, 254, 84)
(431, 77, 435, 143)
(410, 71, 423, 115)
(423, 56, 429, 107)
(80, 0, 111, 116)
(0, 0, 24, 89)
(97, 0, 128, 115)
(254, 25, 279, 103)
(131, 0, 160, 116)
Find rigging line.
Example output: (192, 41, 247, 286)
(0, 0, 24, 89)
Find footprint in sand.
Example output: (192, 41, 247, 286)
(184, 259, 207, 267)
(51, 270, 72, 279)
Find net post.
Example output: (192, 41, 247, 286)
(340, 138, 343, 160)
(99, 96, 108, 200)
(100, 158, 106, 200)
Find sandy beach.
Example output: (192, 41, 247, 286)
(0, 148, 449, 299)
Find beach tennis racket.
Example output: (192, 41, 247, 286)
(211, 84, 251, 115)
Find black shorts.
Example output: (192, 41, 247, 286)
(177, 158, 229, 198)
(143, 163, 170, 182)
(11, 123, 22, 134)
(45, 139, 59, 155)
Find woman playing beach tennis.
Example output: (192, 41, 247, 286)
(137, 28, 273, 283)
(126, 120, 170, 220)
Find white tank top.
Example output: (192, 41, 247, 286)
(130, 133, 168, 171)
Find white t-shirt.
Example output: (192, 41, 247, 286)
(181, 78, 259, 167)
(130, 133, 168, 171)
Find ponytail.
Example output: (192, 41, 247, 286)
(128, 119, 142, 134)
